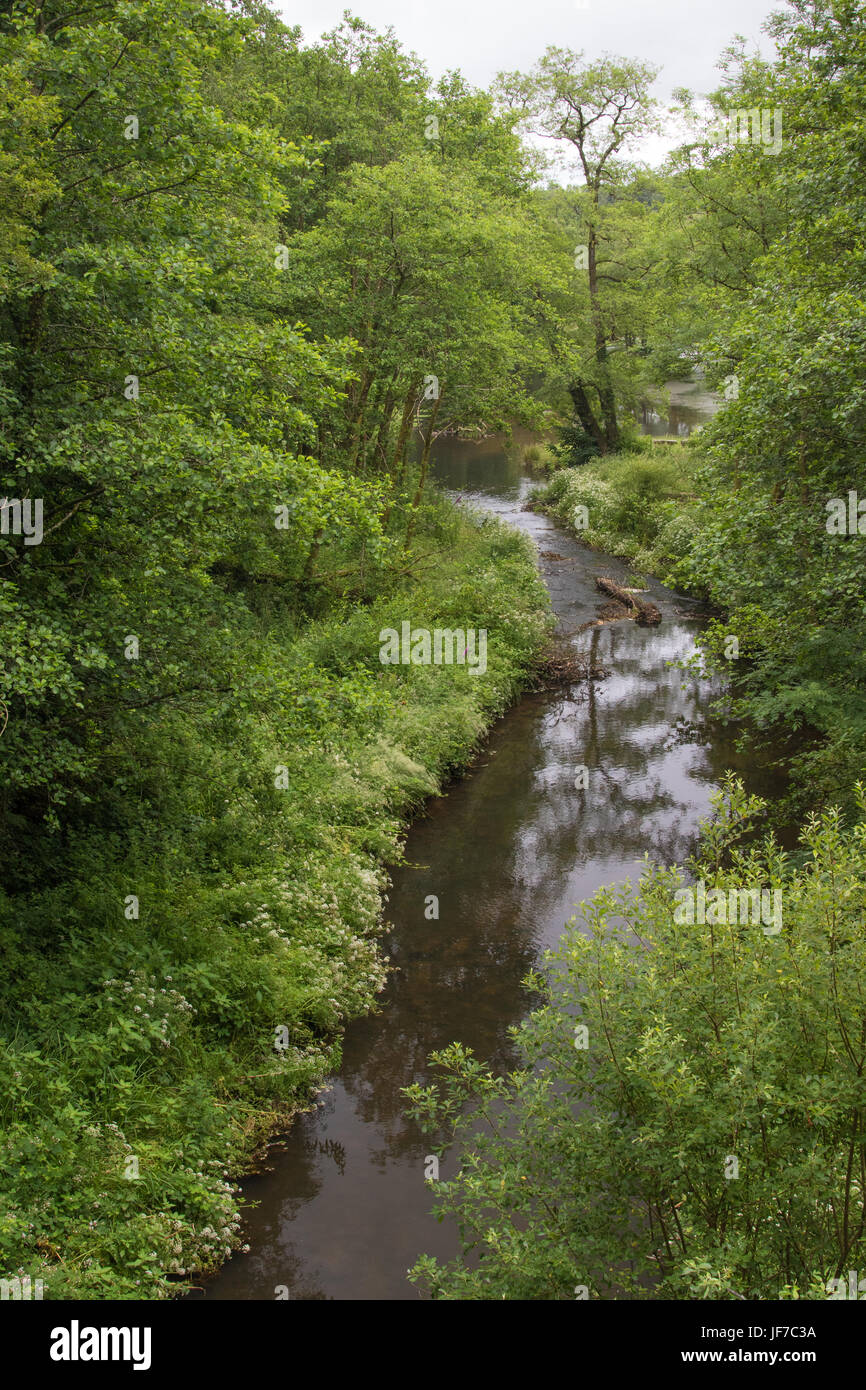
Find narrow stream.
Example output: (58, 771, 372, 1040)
(193, 430, 786, 1301)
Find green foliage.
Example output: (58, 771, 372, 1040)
(3, 0, 866, 1303)
(0, 0, 552, 1297)
(500, 54, 663, 454)
(550, 422, 600, 468)
(518, 441, 556, 471)
(655, 1, 866, 816)
(537, 447, 695, 572)
(406, 777, 866, 1300)
(536, 0, 866, 819)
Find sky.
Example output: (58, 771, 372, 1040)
(276, 0, 785, 166)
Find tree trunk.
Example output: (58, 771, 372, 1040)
(301, 528, 324, 582)
(349, 369, 373, 471)
(405, 395, 442, 548)
(587, 225, 620, 452)
(372, 376, 397, 470)
(569, 380, 606, 453)
(390, 382, 418, 478)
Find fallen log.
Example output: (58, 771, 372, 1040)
(595, 576, 662, 626)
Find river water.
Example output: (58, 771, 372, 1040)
(193, 431, 784, 1301)
(639, 376, 720, 438)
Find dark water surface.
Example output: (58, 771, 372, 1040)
(193, 433, 783, 1301)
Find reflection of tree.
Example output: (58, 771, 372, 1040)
(429, 433, 525, 499)
(314, 1136, 347, 1177)
(195, 1106, 333, 1301)
(337, 616, 730, 1150)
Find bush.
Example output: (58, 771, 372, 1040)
(534, 448, 695, 574)
(550, 423, 602, 468)
(405, 777, 866, 1301)
(518, 441, 558, 472)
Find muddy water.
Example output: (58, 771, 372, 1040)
(193, 434, 782, 1301)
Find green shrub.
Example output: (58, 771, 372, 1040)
(534, 449, 695, 567)
(550, 423, 601, 468)
(406, 777, 866, 1301)
(519, 441, 556, 470)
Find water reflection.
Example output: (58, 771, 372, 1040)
(638, 376, 720, 439)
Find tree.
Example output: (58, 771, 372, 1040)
(0, 0, 373, 849)
(671, 0, 866, 813)
(284, 151, 544, 515)
(496, 48, 660, 451)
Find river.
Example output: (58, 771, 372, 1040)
(191, 427, 785, 1301)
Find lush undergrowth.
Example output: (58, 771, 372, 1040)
(535, 442, 697, 586)
(0, 494, 550, 1300)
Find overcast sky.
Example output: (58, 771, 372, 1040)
(277, 0, 786, 166)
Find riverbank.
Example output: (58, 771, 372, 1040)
(531, 442, 700, 593)
(392, 452, 866, 1304)
(532, 447, 864, 820)
(0, 493, 551, 1301)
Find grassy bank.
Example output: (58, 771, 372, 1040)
(534, 441, 698, 588)
(0, 493, 550, 1300)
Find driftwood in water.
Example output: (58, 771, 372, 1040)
(595, 576, 662, 626)
(529, 641, 607, 688)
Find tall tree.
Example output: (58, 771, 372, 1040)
(497, 48, 660, 451)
